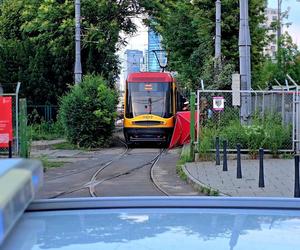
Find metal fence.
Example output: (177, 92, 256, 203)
(196, 89, 300, 152)
(27, 105, 59, 123)
(0, 82, 21, 156)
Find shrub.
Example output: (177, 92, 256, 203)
(200, 112, 292, 157)
(59, 75, 118, 148)
(29, 120, 64, 140)
(198, 127, 217, 160)
(219, 119, 247, 149)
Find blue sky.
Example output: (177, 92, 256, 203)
(268, 0, 300, 46)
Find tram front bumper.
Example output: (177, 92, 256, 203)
(124, 128, 173, 142)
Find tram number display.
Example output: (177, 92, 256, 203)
(0, 96, 13, 148)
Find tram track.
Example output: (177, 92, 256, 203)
(46, 138, 129, 182)
(49, 138, 130, 198)
(49, 145, 169, 198)
(89, 148, 169, 197)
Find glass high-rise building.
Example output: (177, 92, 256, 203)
(148, 28, 166, 72)
(124, 49, 143, 77)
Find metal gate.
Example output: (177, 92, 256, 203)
(196, 89, 297, 152)
(293, 87, 300, 153)
(0, 82, 21, 156)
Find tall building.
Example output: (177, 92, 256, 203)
(147, 28, 166, 72)
(263, 8, 279, 59)
(140, 50, 149, 72)
(124, 49, 143, 78)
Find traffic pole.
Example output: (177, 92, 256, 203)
(259, 148, 265, 188)
(237, 144, 242, 178)
(294, 155, 300, 198)
(223, 140, 228, 171)
(216, 137, 220, 165)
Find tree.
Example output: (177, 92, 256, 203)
(139, 0, 268, 90)
(0, 0, 140, 104)
(254, 33, 300, 88)
(59, 75, 118, 148)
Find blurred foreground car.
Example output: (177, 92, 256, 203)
(1, 159, 300, 250)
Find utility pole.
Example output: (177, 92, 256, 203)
(239, 0, 251, 123)
(215, 0, 221, 61)
(74, 0, 82, 84)
(277, 0, 282, 52)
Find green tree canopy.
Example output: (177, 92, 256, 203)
(0, 0, 139, 104)
(139, 0, 267, 90)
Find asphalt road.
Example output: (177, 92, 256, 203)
(37, 140, 199, 198)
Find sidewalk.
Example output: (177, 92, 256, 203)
(184, 159, 296, 197)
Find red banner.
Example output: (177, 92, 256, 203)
(0, 96, 13, 148)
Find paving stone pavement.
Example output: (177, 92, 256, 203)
(184, 159, 297, 197)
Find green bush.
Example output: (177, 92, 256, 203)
(200, 113, 292, 157)
(29, 120, 64, 140)
(198, 127, 217, 160)
(219, 119, 247, 148)
(59, 75, 118, 148)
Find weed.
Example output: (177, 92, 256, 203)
(37, 155, 64, 171)
(29, 120, 64, 141)
(51, 142, 79, 150)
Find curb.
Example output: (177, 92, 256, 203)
(182, 164, 228, 197)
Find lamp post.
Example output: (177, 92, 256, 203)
(74, 0, 82, 84)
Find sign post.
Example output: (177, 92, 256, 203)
(0, 97, 13, 148)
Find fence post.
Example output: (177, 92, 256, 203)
(237, 144, 242, 178)
(294, 155, 300, 198)
(216, 137, 220, 165)
(223, 140, 228, 171)
(259, 148, 265, 188)
(19, 98, 29, 158)
(190, 92, 196, 161)
(8, 141, 12, 158)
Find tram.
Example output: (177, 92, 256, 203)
(123, 72, 178, 144)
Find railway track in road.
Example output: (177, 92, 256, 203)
(49, 140, 169, 198)
(49, 138, 130, 198)
(88, 148, 169, 197)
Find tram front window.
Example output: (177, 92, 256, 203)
(126, 82, 172, 118)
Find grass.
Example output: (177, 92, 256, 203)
(29, 120, 64, 141)
(176, 144, 191, 182)
(51, 141, 80, 150)
(37, 155, 65, 171)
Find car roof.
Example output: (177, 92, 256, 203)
(2, 197, 300, 250)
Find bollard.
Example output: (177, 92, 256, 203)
(223, 140, 228, 171)
(8, 141, 12, 158)
(294, 155, 300, 198)
(236, 144, 242, 179)
(216, 137, 220, 166)
(258, 148, 265, 188)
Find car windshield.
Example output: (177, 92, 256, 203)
(126, 82, 172, 118)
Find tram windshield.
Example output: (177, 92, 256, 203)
(126, 82, 173, 118)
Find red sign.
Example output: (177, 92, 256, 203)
(0, 97, 13, 148)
